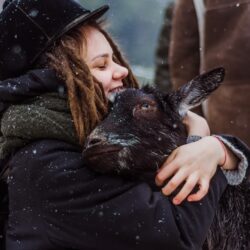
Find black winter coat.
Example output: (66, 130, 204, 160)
(6, 139, 227, 250)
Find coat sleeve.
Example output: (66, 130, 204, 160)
(6, 140, 227, 250)
(217, 135, 250, 185)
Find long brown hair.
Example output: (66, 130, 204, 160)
(37, 21, 139, 145)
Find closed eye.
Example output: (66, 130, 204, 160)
(96, 63, 108, 70)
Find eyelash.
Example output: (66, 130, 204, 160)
(95, 55, 117, 70)
(96, 62, 107, 70)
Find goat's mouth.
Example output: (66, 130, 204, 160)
(83, 144, 123, 160)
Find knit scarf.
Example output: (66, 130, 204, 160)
(0, 92, 79, 163)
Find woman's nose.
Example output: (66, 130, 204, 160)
(113, 64, 129, 80)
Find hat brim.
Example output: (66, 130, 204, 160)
(32, 5, 109, 63)
(57, 5, 110, 38)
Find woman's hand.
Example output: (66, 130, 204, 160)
(155, 137, 225, 205)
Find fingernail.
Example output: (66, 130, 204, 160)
(162, 189, 170, 196)
(188, 197, 193, 202)
(173, 198, 179, 205)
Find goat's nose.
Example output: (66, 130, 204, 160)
(85, 128, 107, 149)
(87, 137, 103, 147)
(85, 134, 108, 149)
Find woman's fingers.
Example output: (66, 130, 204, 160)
(165, 148, 178, 165)
(173, 173, 199, 205)
(155, 158, 179, 186)
(161, 169, 187, 196)
(167, 175, 209, 205)
(187, 178, 209, 202)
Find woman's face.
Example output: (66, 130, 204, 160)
(84, 26, 129, 97)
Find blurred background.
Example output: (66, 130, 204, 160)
(82, 0, 173, 82)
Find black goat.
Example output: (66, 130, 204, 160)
(83, 68, 249, 250)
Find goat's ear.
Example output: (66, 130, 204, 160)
(170, 67, 225, 118)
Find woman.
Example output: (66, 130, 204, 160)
(0, 0, 248, 249)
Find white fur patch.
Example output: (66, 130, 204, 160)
(108, 133, 140, 147)
(118, 147, 131, 170)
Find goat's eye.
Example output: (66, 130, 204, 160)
(133, 101, 157, 118)
(141, 103, 150, 110)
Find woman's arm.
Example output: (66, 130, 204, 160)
(155, 111, 249, 204)
(183, 111, 241, 171)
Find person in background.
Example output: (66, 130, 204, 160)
(169, 0, 250, 145)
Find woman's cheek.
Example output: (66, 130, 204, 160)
(97, 73, 112, 88)
(90, 69, 112, 92)
(90, 69, 100, 81)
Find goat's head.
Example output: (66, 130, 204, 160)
(83, 68, 225, 176)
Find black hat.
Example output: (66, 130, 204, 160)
(0, 0, 109, 79)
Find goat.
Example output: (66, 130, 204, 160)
(83, 68, 249, 250)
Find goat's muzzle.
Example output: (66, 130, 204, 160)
(83, 130, 123, 164)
